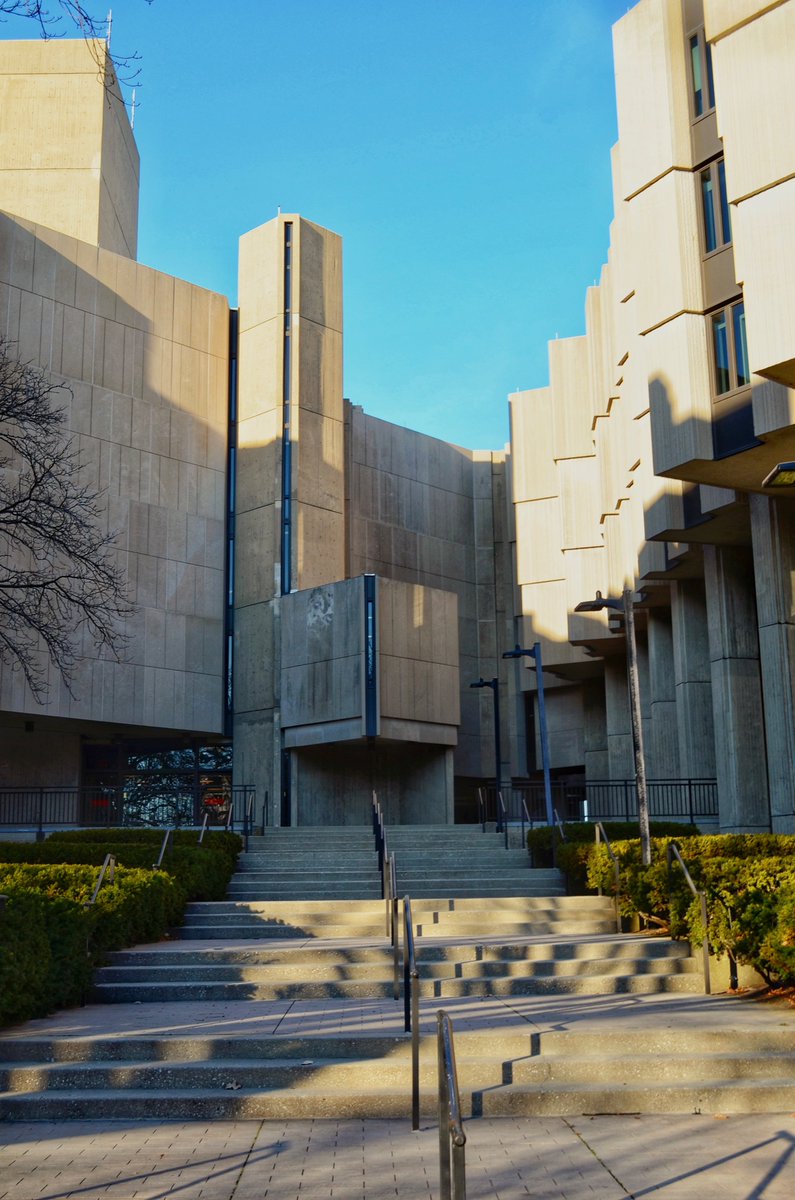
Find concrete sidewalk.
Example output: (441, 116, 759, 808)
(2, 1113, 795, 1198)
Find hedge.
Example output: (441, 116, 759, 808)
(0, 828, 242, 1026)
(0, 863, 185, 1025)
(585, 832, 795, 987)
(528, 821, 701, 892)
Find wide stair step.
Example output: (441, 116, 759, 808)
(3, 1025, 795, 1120)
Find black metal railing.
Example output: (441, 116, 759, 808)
(0, 784, 257, 837)
(482, 778, 717, 827)
(437, 1010, 466, 1200)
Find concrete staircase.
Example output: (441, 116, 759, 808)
(90, 922, 701, 1004)
(4, 1020, 795, 1120)
(2, 823, 792, 1120)
(387, 825, 565, 898)
(229, 826, 381, 901)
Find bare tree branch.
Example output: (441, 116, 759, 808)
(0, 1, 154, 91)
(0, 337, 134, 702)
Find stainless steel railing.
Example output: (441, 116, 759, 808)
(595, 821, 622, 934)
(437, 1010, 466, 1199)
(667, 841, 711, 994)
(403, 894, 420, 1131)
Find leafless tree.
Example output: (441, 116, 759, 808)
(0, 1, 153, 91)
(0, 338, 133, 702)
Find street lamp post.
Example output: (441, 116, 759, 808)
(502, 643, 554, 833)
(470, 677, 502, 830)
(574, 588, 651, 866)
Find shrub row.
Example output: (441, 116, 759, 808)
(0, 828, 242, 1026)
(585, 833, 795, 987)
(0, 864, 184, 1026)
(527, 821, 700, 892)
(0, 831, 241, 903)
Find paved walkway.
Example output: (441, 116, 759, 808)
(2, 935, 795, 1197)
(2, 1113, 795, 1198)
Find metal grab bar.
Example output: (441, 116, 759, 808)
(153, 828, 173, 869)
(667, 841, 711, 995)
(85, 854, 116, 906)
(496, 791, 508, 848)
(437, 1010, 466, 1200)
(244, 789, 254, 852)
(403, 895, 420, 1130)
(595, 822, 621, 933)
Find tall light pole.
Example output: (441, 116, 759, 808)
(470, 677, 502, 830)
(574, 588, 651, 866)
(502, 643, 554, 832)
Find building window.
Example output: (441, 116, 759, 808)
(710, 300, 749, 395)
(700, 158, 731, 253)
(689, 28, 715, 119)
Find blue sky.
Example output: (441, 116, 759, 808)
(4, 0, 631, 449)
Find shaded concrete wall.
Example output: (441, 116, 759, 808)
(0, 210, 229, 736)
(346, 406, 501, 787)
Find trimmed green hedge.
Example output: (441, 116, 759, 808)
(0, 828, 242, 1026)
(528, 821, 701, 893)
(0, 863, 185, 1025)
(585, 832, 795, 987)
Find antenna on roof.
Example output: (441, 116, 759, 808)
(106, 9, 112, 49)
(130, 88, 136, 130)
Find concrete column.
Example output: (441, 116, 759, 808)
(647, 607, 680, 780)
(702, 544, 770, 832)
(605, 658, 633, 779)
(750, 493, 795, 833)
(583, 676, 608, 780)
(671, 579, 716, 780)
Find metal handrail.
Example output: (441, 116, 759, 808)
(85, 854, 116, 906)
(476, 786, 485, 833)
(224, 798, 234, 832)
(496, 790, 508, 848)
(197, 811, 209, 844)
(518, 793, 532, 846)
(153, 828, 173, 869)
(437, 1010, 466, 1200)
(382, 829, 391, 933)
(403, 895, 420, 1130)
(244, 789, 254, 852)
(667, 841, 711, 995)
(390, 855, 399, 999)
(595, 822, 621, 933)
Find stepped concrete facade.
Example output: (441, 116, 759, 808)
(2, 0, 795, 833)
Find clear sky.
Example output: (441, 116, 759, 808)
(4, 0, 631, 450)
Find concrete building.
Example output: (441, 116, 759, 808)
(1, 0, 794, 833)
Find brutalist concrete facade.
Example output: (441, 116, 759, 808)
(3, 2, 795, 833)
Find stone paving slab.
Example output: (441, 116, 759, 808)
(2, 1114, 795, 1198)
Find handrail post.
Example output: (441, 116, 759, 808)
(668, 841, 711, 995)
(403, 895, 420, 1130)
(437, 1011, 467, 1200)
(595, 821, 621, 933)
(37, 787, 45, 842)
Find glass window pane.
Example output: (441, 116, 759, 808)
(705, 40, 715, 109)
(733, 303, 749, 387)
(712, 312, 731, 393)
(701, 169, 717, 252)
(690, 36, 704, 116)
(718, 160, 731, 245)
